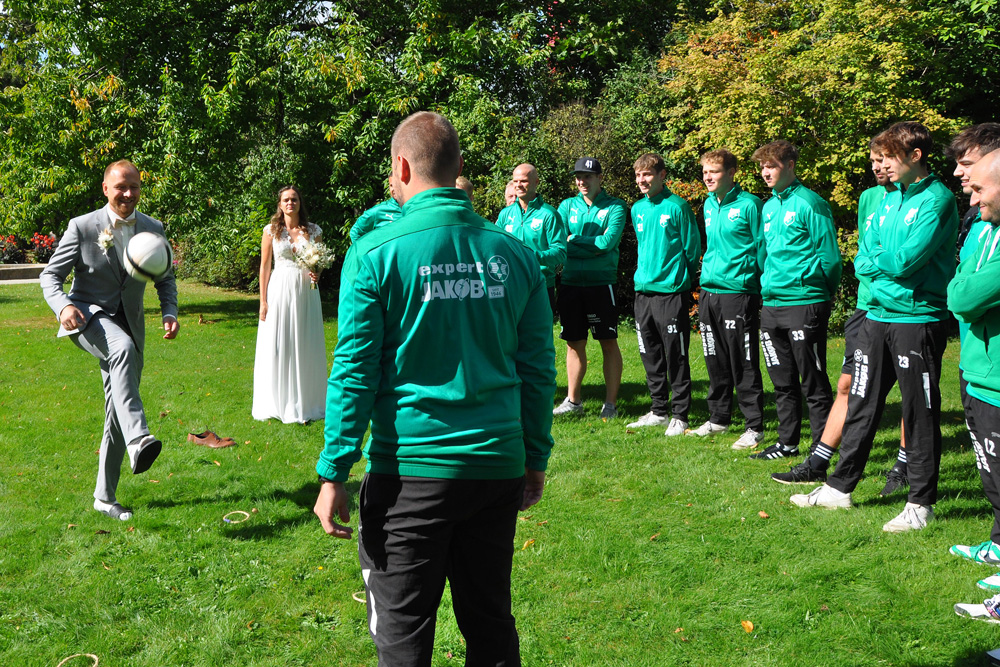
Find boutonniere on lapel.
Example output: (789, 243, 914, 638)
(97, 227, 115, 255)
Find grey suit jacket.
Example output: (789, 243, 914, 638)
(40, 207, 178, 355)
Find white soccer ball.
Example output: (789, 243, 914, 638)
(124, 232, 173, 282)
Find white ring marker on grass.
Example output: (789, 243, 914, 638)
(352, 591, 367, 603)
(57, 655, 99, 667)
(222, 511, 250, 524)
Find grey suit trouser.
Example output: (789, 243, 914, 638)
(71, 310, 148, 503)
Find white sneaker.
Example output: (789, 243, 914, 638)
(600, 403, 618, 419)
(731, 429, 765, 450)
(882, 502, 933, 533)
(686, 420, 727, 436)
(790, 484, 853, 509)
(553, 397, 583, 416)
(626, 412, 668, 428)
(955, 594, 1000, 623)
(664, 418, 689, 437)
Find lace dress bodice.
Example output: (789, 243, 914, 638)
(269, 223, 322, 269)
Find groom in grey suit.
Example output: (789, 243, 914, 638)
(41, 160, 179, 520)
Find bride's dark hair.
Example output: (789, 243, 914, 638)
(269, 185, 311, 239)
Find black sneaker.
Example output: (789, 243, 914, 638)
(771, 459, 827, 484)
(879, 465, 909, 497)
(749, 443, 799, 460)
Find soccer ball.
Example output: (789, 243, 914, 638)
(124, 232, 173, 282)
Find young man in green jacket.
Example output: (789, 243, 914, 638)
(313, 111, 556, 666)
(944, 124, 1000, 569)
(553, 157, 627, 419)
(495, 163, 567, 313)
(625, 153, 701, 434)
(950, 149, 1000, 601)
(773, 137, 902, 486)
(691, 148, 766, 448)
(793, 122, 958, 533)
(751, 141, 841, 461)
(349, 179, 403, 243)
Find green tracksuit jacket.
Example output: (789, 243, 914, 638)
(949, 221, 1000, 407)
(760, 180, 842, 307)
(349, 198, 403, 244)
(855, 185, 893, 311)
(701, 184, 763, 294)
(495, 196, 567, 288)
(855, 175, 958, 323)
(316, 188, 556, 483)
(557, 190, 627, 287)
(959, 211, 991, 353)
(631, 187, 701, 293)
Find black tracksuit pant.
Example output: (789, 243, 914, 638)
(964, 391, 1000, 543)
(759, 302, 833, 450)
(635, 291, 691, 419)
(699, 290, 764, 431)
(827, 318, 948, 505)
(358, 473, 525, 667)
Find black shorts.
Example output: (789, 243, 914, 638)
(841, 308, 868, 376)
(558, 284, 619, 341)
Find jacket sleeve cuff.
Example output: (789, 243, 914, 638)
(315, 458, 351, 483)
(525, 452, 550, 472)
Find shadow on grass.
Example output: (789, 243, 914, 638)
(221, 480, 362, 541)
(909, 644, 1000, 666)
(171, 299, 259, 324)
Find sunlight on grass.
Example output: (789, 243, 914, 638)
(0, 281, 995, 666)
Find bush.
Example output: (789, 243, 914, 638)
(0, 235, 25, 264)
(31, 232, 57, 263)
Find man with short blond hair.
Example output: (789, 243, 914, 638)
(314, 111, 555, 666)
(625, 152, 701, 434)
(691, 148, 766, 448)
(495, 163, 566, 313)
(41, 159, 179, 521)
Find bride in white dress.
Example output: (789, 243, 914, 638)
(252, 185, 328, 423)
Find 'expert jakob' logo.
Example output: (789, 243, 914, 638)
(418, 259, 507, 302)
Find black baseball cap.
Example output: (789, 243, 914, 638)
(574, 157, 602, 174)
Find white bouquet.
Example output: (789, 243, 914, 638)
(293, 239, 336, 289)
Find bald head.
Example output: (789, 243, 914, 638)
(970, 149, 1000, 223)
(390, 112, 462, 193)
(511, 163, 539, 208)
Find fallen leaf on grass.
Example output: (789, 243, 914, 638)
(67, 524, 77, 529)
(257, 456, 262, 461)
(820, 605, 829, 612)
(686, 503, 693, 507)
(625, 429, 637, 434)
(127, 526, 135, 533)
(245, 440, 251, 445)
(521, 539, 535, 551)
(251, 508, 258, 514)
(519, 515, 532, 521)
(213, 460, 221, 466)
(149, 479, 159, 483)
(741, 620, 754, 633)
(102, 561, 111, 570)
(95, 529, 110, 535)
(168, 473, 174, 478)
(758, 511, 769, 519)
(446, 652, 453, 659)
(537, 520, 548, 525)
(606, 498, 622, 502)
(681, 636, 689, 642)
(649, 532, 660, 541)
(674, 628, 683, 633)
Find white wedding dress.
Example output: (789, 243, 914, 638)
(252, 223, 328, 423)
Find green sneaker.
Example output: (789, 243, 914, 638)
(950, 540, 1000, 565)
(979, 574, 1000, 592)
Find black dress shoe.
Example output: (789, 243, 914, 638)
(130, 435, 162, 474)
(879, 464, 908, 496)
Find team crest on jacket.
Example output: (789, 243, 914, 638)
(597, 209, 608, 221)
(531, 218, 543, 230)
(660, 214, 669, 227)
(783, 211, 796, 225)
(728, 208, 740, 221)
(904, 208, 918, 225)
(487, 255, 510, 282)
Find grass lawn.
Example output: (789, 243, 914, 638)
(1, 280, 998, 666)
